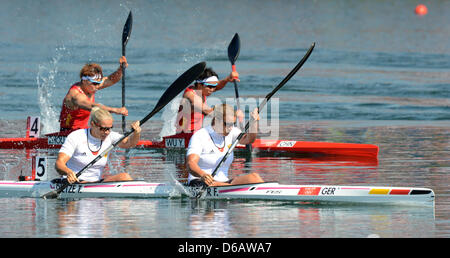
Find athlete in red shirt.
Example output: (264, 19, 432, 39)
(59, 56, 129, 132)
(175, 67, 242, 134)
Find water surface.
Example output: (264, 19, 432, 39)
(0, 0, 448, 238)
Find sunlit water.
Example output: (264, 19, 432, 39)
(0, 0, 449, 238)
(0, 122, 447, 238)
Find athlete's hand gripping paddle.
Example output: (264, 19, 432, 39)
(42, 62, 206, 199)
(195, 43, 315, 199)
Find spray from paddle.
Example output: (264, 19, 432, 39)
(41, 62, 206, 199)
(37, 46, 66, 134)
(165, 168, 194, 198)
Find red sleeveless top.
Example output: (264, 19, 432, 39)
(175, 86, 206, 133)
(59, 84, 95, 131)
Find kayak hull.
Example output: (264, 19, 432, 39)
(0, 133, 379, 159)
(0, 180, 433, 206)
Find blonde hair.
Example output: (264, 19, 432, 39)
(213, 104, 235, 121)
(90, 107, 113, 125)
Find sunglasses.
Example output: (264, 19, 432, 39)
(88, 78, 103, 85)
(94, 122, 113, 132)
(221, 120, 235, 128)
(203, 82, 218, 88)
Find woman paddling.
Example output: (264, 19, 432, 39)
(59, 56, 129, 132)
(186, 104, 263, 187)
(55, 107, 141, 184)
(175, 67, 242, 134)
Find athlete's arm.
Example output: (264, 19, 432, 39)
(97, 56, 128, 90)
(238, 108, 259, 145)
(55, 152, 79, 184)
(184, 90, 214, 116)
(69, 90, 128, 116)
(118, 121, 141, 148)
(215, 71, 239, 91)
(187, 154, 214, 186)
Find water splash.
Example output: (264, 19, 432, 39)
(37, 47, 66, 134)
(0, 154, 25, 180)
(158, 47, 218, 139)
(159, 96, 182, 139)
(164, 163, 192, 198)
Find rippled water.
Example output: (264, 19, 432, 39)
(0, 0, 449, 238)
(1, 121, 448, 238)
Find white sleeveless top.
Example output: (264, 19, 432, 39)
(59, 128, 123, 182)
(186, 125, 241, 183)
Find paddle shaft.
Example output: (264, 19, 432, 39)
(231, 66, 240, 106)
(50, 103, 160, 197)
(196, 43, 315, 197)
(42, 62, 206, 199)
(213, 42, 315, 177)
(231, 65, 242, 128)
(81, 99, 165, 177)
(122, 47, 126, 132)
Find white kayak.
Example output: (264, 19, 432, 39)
(0, 180, 435, 206)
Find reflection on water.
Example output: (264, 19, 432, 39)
(0, 0, 448, 239)
(0, 123, 447, 237)
(0, 197, 436, 238)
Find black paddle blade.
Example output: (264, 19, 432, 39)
(122, 11, 133, 47)
(227, 33, 240, 65)
(139, 62, 206, 126)
(41, 190, 57, 199)
(210, 42, 315, 179)
(41, 62, 205, 200)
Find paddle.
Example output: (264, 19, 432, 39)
(42, 62, 206, 199)
(121, 11, 133, 133)
(227, 33, 242, 129)
(195, 43, 315, 198)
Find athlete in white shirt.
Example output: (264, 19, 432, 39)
(187, 104, 264, 186)
(55, 107, 141, 183)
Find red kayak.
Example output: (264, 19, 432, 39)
(0, 131, 378, 159)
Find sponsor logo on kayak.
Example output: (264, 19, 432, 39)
(298, 187, 321, 195)
(298, 187, 337, 196)
(277, 141, 296, 148)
